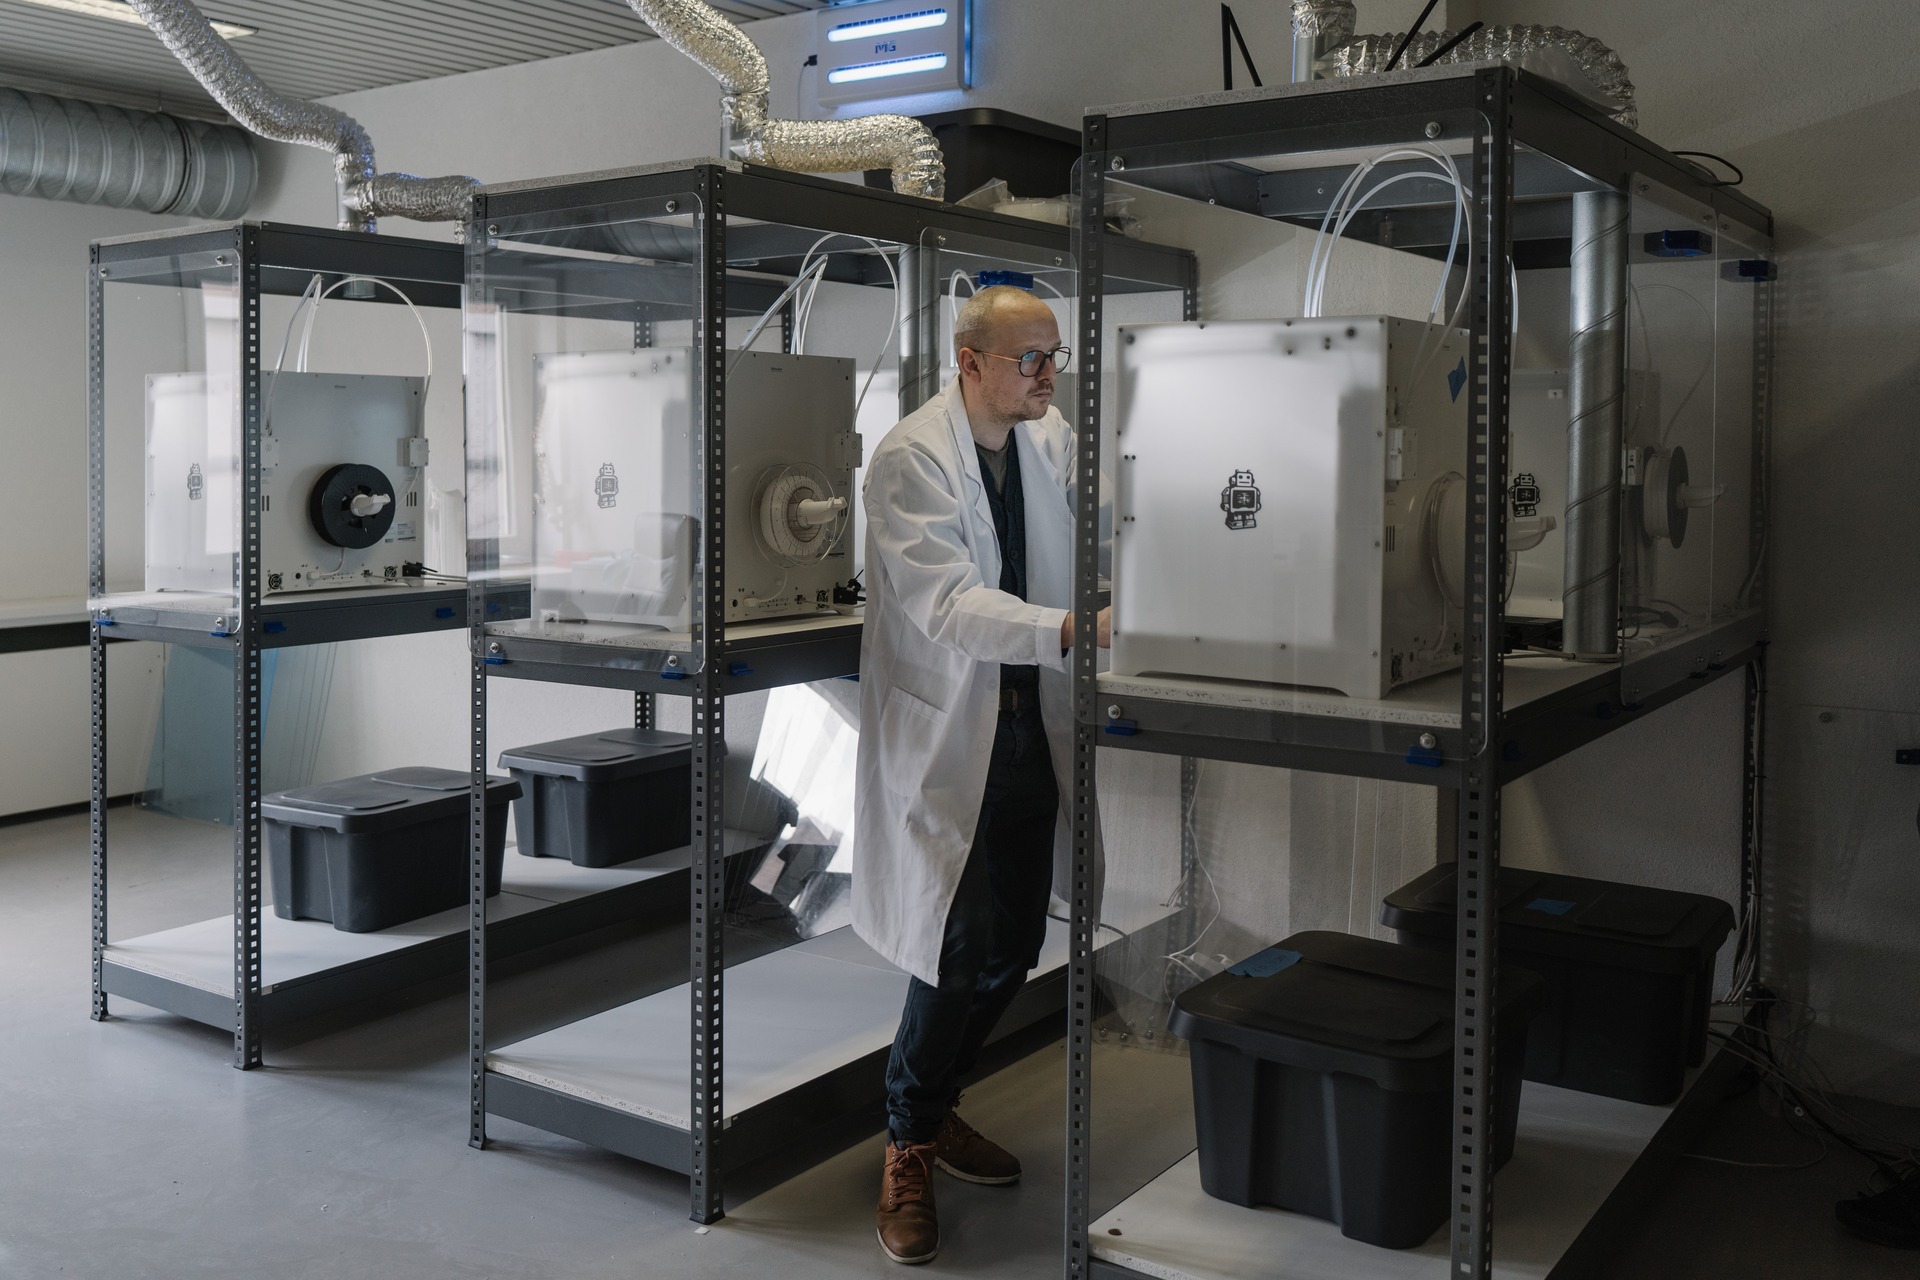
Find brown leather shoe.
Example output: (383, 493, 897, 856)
(935, 1106, 1021, 1185)
(876, 1140, 940, 1264)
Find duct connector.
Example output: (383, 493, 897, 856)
(0, 88, 254, 218)
(1288, 3, 1638, 131)
(623, 0, 944, 200)
(126, 0, 479, 231)
(1290, 1, 1356, 81)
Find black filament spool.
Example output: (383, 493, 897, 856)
(309, 463, 397, 549)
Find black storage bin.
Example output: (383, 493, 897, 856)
(1169, 931, 1545, 1250)
(1381, 864, 1734, 1105)
(497, 728, 692, 868)
(263, 766, 518, 933)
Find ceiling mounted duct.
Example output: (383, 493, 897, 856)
(0, 88, 254, 218)
(622, 0, 945, 200)
(124, 0, 480, 230)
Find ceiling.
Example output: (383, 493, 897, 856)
(0, 0, 834, 116)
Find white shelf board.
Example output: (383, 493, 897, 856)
(485, 610, 862, 653)
(101, 827, 765, 995)
(1091, 1068, 1705, 1280)
(104, 892, 549, 995)
(488, 920, 1071, 1130)
(1099, 653, 1597, 730)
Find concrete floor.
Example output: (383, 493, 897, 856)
(1, 804, 1915, 1279)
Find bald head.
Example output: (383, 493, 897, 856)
(952, 285, 1054, 361)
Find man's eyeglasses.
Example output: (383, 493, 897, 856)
(972, 346, 1072, 377)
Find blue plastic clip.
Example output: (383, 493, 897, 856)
(978, 269, 1035, 290)
(1404, 744, 1443, 768)
(435, 606, 457, 619)
(728, 662, 754, 677)
(660, 669, 688, 681)
(1645, 229, 1713, 258)
(1728, 258, 1776, 282)
(483, 655, 507, 665)
(263, 620, 287, 635)
(1103, 718, 1139, 737)
(93, 616, 115, 626)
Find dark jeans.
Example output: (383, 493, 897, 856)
(884, 701, 1059, 1146)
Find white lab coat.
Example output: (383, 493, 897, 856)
(853, 378, 1105, 987)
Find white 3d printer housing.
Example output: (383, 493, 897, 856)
(530, 348, 858, 630)
(145, 371, 425, 596)
(1111, 316, 1471, 700)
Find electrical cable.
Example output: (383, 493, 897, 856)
(1671, 150, 1744, 187)
(1303, 144, 1473, 388)
(778, 232, 902, 419)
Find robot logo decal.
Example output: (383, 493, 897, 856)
(594, 463, 620, 509)
(186, 463, 204, 501)
(1220, 469, 1261, 530)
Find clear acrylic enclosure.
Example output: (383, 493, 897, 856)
(91, 225, 467, 624)
(1068, 80, 1773, 1040)
(94, 245, 243, 616)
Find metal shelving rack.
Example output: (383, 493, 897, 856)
(87, 223, 468, 1068)
(1065, 67, 1774, 1279)
(464, 161, 1196, 1224)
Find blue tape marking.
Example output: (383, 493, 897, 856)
(263, 620, 287, 634)
(1228, 947, 1303, 978)
(435, 606, 457, 619)
(94, 617, 115, 626)
(728, 662, 754, 677)
(660, 670, 688, 681)
(1448, 357, 1468, 402)
(1404, 745, 1443, 767)
(1103, 719, 1139, 737)
(483, 655, 507, 666)
(1526, 897, 1577, 916)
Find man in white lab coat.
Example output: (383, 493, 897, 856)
(854, 285, 1109, 1265)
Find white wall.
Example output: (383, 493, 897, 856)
(0, 193, 198, 814)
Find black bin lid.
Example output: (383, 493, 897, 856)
(1380, 864, 1735, 974)
(262, 766, 519, 834)
(497, 728, 692, 782)
(1168, 931, 1545, 1093)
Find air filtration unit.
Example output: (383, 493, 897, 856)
(530, 348, 857, 630)
(1111, 316, 1470, 699)
(145, 370, 426, 595)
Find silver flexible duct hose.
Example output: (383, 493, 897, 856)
(1290, 1, 1355, 41)
(126, 0, 478, 229)
(624, 0, 945, 199)
(0, 88, 254, 218)
(1323, 25, 1638, 129)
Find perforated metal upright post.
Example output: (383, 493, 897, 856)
(88, 251, 109, 1023)
(468, 584, 490, 1147)
(689, 171, 730, 1226)
(1065, 117, 1109, 1280)
(1450, 77, 1515, 1278)
(233, 229, 266, 1070)
(468, 200, 497, 1149)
